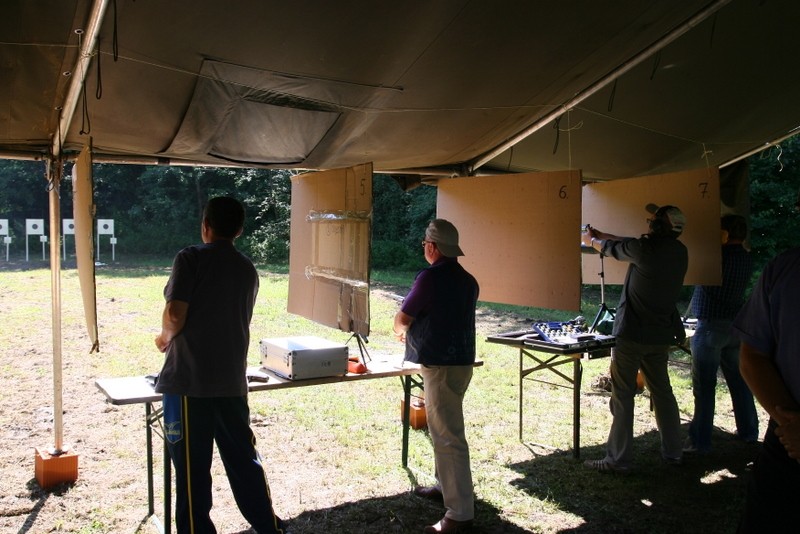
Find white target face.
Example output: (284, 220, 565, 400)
(26, 219, 44, 235)
(63, 219, 76, 235)
(97, 219, 115, 235)
(0, 219, 8, 236)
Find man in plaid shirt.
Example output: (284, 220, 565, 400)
(685, 214, 758, 453)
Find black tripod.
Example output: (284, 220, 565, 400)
(589, 250, 615, 333)
(346, 332, 372, 365)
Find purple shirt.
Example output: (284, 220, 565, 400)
(401, 257, 478, 365)
(401, 261, 438, 318)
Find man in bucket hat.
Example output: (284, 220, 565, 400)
(394, 219, 479, 533)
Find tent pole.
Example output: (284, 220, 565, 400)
(51, 0, 110, 159)
(47, 158, 65, 454)
(469, 0, 733, 173)
(43, 0, 109, 457)
(35, 159, 76, 490)
(720, 127, 800, 168)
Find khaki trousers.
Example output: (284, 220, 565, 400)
(420, 364, 474, 522)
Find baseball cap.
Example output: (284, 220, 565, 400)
(425, 219, 464, 257)
(646, 203, 686, 234)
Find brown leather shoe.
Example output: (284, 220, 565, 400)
(413, 485, 443, 502)
(423, 516, 473, 533)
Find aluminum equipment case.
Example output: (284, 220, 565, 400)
(259, 336, 349, 380)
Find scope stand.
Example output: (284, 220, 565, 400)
(589, 252, 615, 333)
(346, 332, 372, 365)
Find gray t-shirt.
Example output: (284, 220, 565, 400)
(155, 240, 259, 397)
(733, 246, 800, 404)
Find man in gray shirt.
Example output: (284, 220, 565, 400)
(155, 196, 286, 533)
(581, 204, 688, 473)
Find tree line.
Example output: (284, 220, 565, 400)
(0, 135, 798, 276)
(0, 162, 436, 269)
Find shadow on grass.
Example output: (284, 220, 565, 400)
(283, 491, 531, 534)
(16, 478, 76, 534)
(507, 426, 760, 533)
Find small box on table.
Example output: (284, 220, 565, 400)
(260, 336, 349, 380)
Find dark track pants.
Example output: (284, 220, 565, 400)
(162, 394, 285, 534)
(738, 418, 800, 533)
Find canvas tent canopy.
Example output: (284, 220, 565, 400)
(5, 0, 799, 468)
(1, 0, 799, 182)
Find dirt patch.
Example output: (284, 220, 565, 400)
(0, 264, 755, 534)
(0, 268, 535, 534)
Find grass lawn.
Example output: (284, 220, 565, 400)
(0, 259, 763, 533)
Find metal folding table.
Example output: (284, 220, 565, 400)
(487, 330, 614, 458)
(96, 357, 428, 533)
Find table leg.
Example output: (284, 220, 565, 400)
(401, 375, 411, 467)
(519, 348, 524, 441)
(145, 403, 154, 517)
(145, 402, 169, 534)
(573, 359, 583, 459)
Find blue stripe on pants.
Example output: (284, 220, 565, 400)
(162, 394, 285, 534)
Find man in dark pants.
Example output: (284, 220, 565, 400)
(581, 204, 688, 473)
(155, 196, 286, 534)
(394, 219, 479, 534)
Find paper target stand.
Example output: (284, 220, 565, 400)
(62, 219, 117, 261)
(25, 219, 47, 261)
(96, 219, 117, 261)
(0, 219, 10, 261)
(61, 219, 75, 260)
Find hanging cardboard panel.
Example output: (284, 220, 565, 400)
(581, 167, 721, 286)
(287, 163, 372, 336)
(437, 171, 582, 311)
(72, 144, 99, 352)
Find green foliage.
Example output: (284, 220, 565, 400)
(5, 138, 800, 278)
(371, 174, 409, 240)
(747, 135, 800, 273)
(372, 174, 437, 260)
(0, 160, 437, 268)
(371, 239, 426, 270)
(405, 182, 438, 246)
(52, 163, 293, 259)
(0, 159, 52, 240)
(235, 168, 293, 263)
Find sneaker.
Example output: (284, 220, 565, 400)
(584, 458, 630, 474)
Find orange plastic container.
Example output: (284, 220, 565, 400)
(400, 399, 428, 430)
